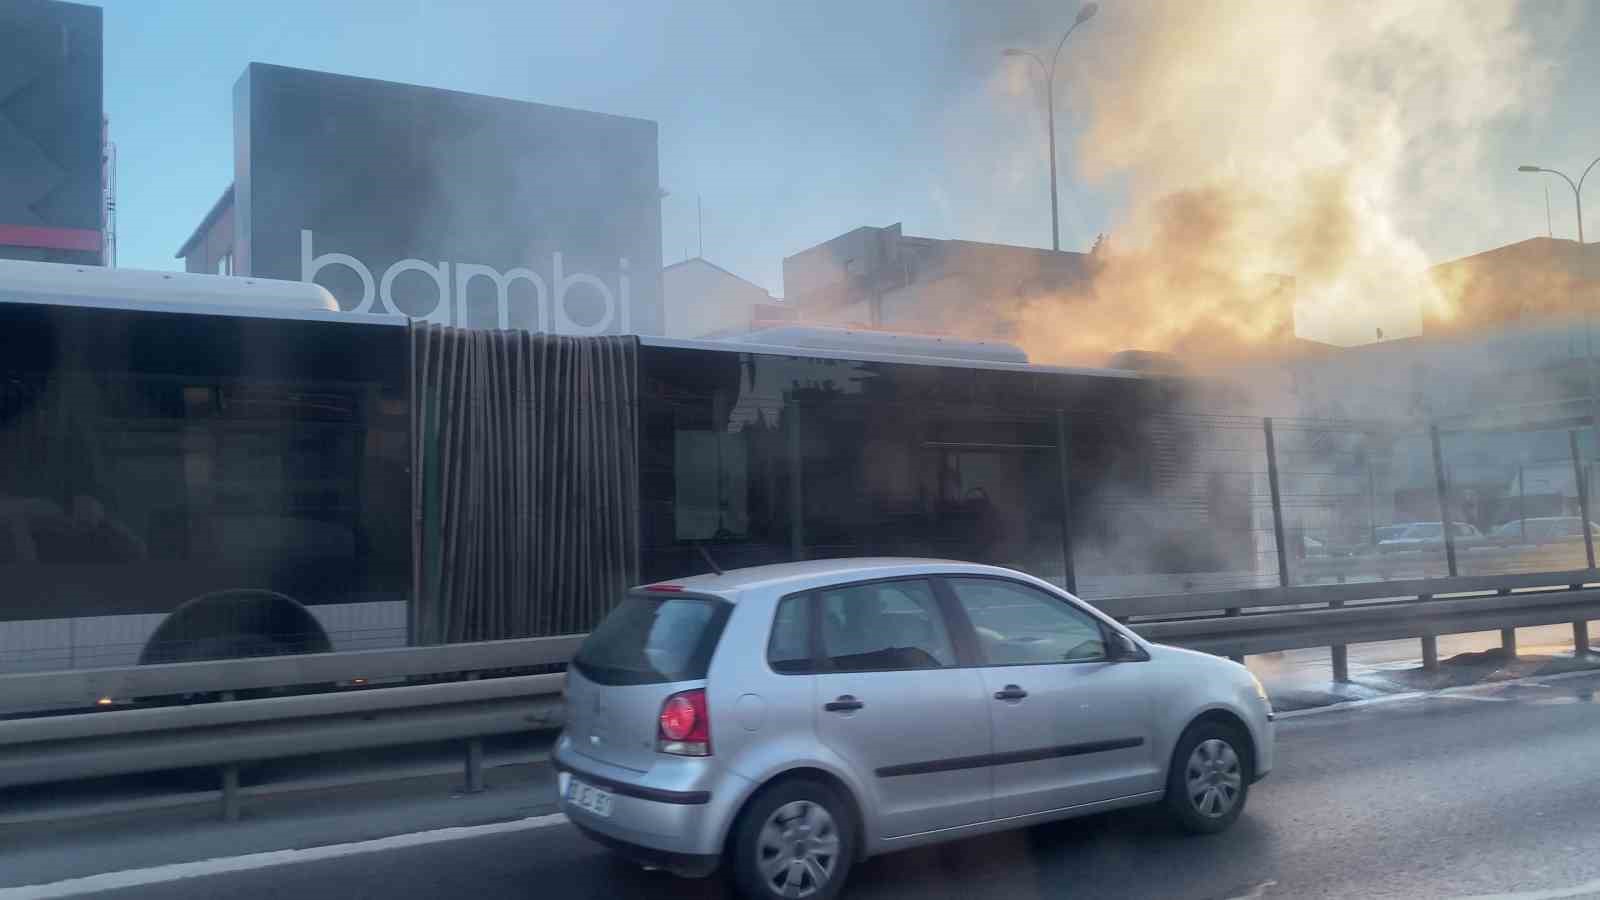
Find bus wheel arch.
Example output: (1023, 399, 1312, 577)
(138, 589, 332, 666)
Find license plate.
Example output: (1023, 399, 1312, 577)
(566, 778, 613, 818)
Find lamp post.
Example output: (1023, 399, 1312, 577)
(1518, 156, 1599, 243)
(1520, 157, 1600, 464)
(1005, 2, 1098, 253)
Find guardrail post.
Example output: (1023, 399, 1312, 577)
(463, 673, 485, 794)
(1495, 591, 1517, 658)
(1224, 606, 1243, 664)
(1430, 425, 1458, 577)
(1575, 619, 1590, 656)
(218, 690, 241, 822)
(1420, 635, 1439, 671)
(1056, 411, 1078, 595)
(465, 738, 485, 794)
(1501, 628, 1518, 659)
(221, 764, 241, 822)
(1331, 645, 1349, 683)
(1571, 430, 1596, 569)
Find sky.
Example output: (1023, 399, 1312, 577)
(98, 0, 1600, 306)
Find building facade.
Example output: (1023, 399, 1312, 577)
(0, 0, 104, 266)
(1426, 237, 1600, 337)
(177, 64, 664, 335)
(782, 223, 1091, 340)
(661, 257, 794, 338)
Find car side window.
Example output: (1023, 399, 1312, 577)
(767, 594, 814, 674)
(818, 579, 955, 672)
(947, 578, 1107, 665)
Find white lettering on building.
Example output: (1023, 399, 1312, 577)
(301, 229, 631, 334)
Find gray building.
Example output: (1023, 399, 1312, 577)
(782, 223, 1091, 340)
(0, 0, 104, 266)
(178, 64, 664, 335)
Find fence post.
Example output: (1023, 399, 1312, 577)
(1267, 418, 1339, 676)
(1570, 430, 1596, 570)
(1367, 459, 1378, 551)
(1516, 465, 1526, 545)
(1429, 425, 1458, 577)
(1263, 418, 1290, 589)
(1055, 411, 1078, 595)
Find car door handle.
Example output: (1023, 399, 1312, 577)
(824, 695, 864, 712)
(993, 685, 1028, 701)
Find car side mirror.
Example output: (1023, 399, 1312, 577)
(1107, 630, 1147, 662)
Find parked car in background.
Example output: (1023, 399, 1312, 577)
(1377, 522, 1485, 553)
(1488, 517, 1600, 547)
(1374, 524, 1410, 544)
(555, 559, 1275, 900)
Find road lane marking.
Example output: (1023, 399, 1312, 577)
(1223, 880, 1278, 898)
(0, 813, 571, 899)
(1453, 876, 1600, 899)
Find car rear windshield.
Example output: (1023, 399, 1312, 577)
(572, 593, 732, 686)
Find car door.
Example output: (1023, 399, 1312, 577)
(941, 576, 1161, 821)
(810, 577, 993, 839)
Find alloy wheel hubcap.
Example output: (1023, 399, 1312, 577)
(1186, 738, 1243, 818)
(756, 800, 840, 898)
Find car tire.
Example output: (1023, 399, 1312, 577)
(730, 779, 855, 900)
(1165, 720, 1251, 835)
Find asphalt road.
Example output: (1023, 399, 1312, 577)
(18, 673, 1600, 900)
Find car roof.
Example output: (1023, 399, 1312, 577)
(638, 557, 1022, 599)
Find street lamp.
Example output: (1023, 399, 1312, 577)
(1521, 157, 1600, 463)
(1005, 2, 1098, 252)
(1518, 156, 1600, 243)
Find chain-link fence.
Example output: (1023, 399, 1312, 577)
(1259, 418, 1598, 586)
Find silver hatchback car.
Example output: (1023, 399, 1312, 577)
(555, 559, 1275, 899)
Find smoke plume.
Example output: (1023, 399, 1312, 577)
(996, 0, 1550, 365)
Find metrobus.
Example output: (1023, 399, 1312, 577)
(0, 260, 1252, 679)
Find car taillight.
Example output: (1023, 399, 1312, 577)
(658, 689, 711, 756)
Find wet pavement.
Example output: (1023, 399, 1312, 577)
(12, 670, 1600, 899)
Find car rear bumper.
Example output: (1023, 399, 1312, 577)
(569, 818, 721, 878)
(553, 735, 749, 859)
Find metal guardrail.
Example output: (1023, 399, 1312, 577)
(6, 570, 1600, 821)
(1095, 567, 1600, 618)
(0, 633, 586, 712)
(1100, 567, 1600, 680)
(0, 635, 580, 820)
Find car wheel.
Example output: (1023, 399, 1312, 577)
(1165, 720, 1251, 834)
(731, 779, 854, 900)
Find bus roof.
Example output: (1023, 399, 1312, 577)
(641, 333, 1146, 380)
(0, 259, 402, 327)
(0, 261, 1146, 380)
